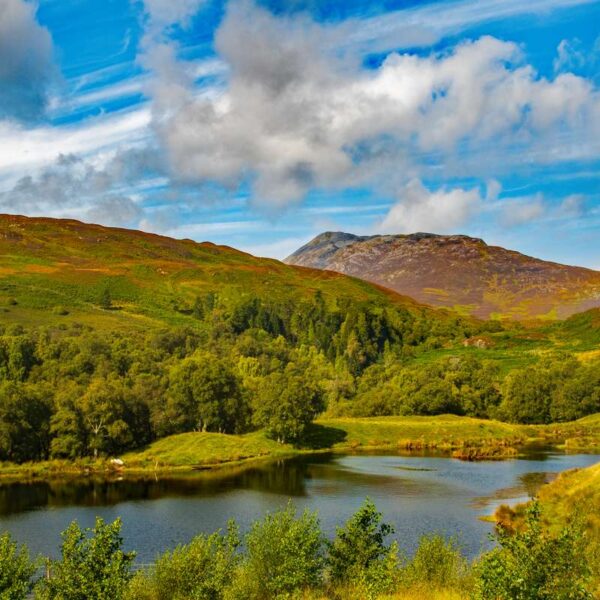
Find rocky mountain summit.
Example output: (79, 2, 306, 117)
(285, 232, 600, 319)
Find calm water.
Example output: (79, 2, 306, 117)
(2, 449, 598, 563)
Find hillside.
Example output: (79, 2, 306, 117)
(0, 215, 435, 330)
(285, 232, 600, 320)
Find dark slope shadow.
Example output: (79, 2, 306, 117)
(299, 423, 348, 450)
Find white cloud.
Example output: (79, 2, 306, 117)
(379, 179, 484, 234)
(559, 193, 586, 216)
(146, 2, 600, 209)
(554, 39, 586, 73)
(0, 108, 152, 184)
(500, 194, 546, 226)
(0, 149, 160, 227)
(351, 0, 598, 53)
(141, 0, 204, 29)
(0, 0, 58, 122)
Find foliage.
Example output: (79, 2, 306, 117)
(166, 353, 248, 434)
(128, 523, 240, 600)
(253, 368, 324, 443)
(401, 534, 468, 591)
(1, 493, 598, 600)
(36, 517, 135, 600)
(0, 297, 597, 464)
(500, 355, 600, 424)
(327, 498, 399, 597)
(0, 532, 37, 600)
(474, 502, 593, 600)
(232, 503, 324, 599)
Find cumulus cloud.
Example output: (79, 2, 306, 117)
(500, 194, 546, 226)
(0, 149, 160, 227)
(145, 1, 600, 209)
(86, 196, 144, 227)
(0, 0, 58, 122)
(379, 180, 484, 234)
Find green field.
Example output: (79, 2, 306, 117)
(122, 414, 600, 471)
(2, 414, 597, 480)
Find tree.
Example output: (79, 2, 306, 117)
(36, 518, 134, 600)
(550, 363, 600, 422)
(99, 289, 112, 310)
(0, 532, 37, 600)
(0, 382, 51, 462)
(50, 404, 86, 459)
(128, 523, 240, 600)
(500, 356, 580, 424)
(167, 353, 248, 434)
(192, 296, 204, 320)
(231, 503, 324, 599)
(79, 378, 150, 458)
(327, 498, 398, 597)
(474, 502, 593, 599)
(253, 369, 324, 444)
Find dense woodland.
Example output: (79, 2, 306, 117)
(0, 291, 599, 463)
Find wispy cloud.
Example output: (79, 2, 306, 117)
(351, 0, 599, 51)
(0, 108, 151, 183)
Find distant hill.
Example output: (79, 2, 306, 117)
(0, 215, 441, 331)
(285, 232, 600, 320)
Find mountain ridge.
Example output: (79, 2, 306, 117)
(0, 214, 444, 331)
(285, 231, 600, 320)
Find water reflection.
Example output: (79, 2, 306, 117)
(0, 448, 597, 563)
(0, 457, 321, 515)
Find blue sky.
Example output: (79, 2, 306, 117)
(0, 0, 599, 266)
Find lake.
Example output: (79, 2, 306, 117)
(2, 448, 598, 564)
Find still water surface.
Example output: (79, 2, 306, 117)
(1, 449, 598, 563)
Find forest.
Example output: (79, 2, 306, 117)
(1, 291, 598, 464)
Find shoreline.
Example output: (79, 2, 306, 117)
(1, 414, 598, 484)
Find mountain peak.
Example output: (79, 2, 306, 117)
(285, 231, 600, 320)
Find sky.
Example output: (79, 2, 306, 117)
(0, 0, 599, 267)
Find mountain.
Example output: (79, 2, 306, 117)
(285, 232, 600, 320)
(0, 215, 440, 332)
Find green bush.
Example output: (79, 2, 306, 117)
(402, 533, 468, 591)
(128, 522, 239, 600)
(474, 502, 593, 600)
(327, 498, 399, 598)
(230, 503, 324, 599)
(0, 532, 37, 600)
(36, 518, 134, 600)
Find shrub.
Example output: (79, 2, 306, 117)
(230, 503, 324, 599)
(0, 532, 37, 600)
(474, 502, 593, 600)
(128, 523, 240, 600)
(327, 498, 399, 598)
(36, 518, 134, 600)
(401, 533, 468, 591)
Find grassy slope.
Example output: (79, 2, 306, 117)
(2, 415, 598, 481)
(119, 414, 600, 471)
(412, 307, 600, 373)
(1, 215, 598, 374)
(495, 457, 600, 595)
(0, 214, 431, 332)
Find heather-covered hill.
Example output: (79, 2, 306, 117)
(0, 215, 436, 331)
(285, 232, 600, 320)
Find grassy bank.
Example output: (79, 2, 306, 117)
(494, 459, 600, 596)
(2, 414, 598, 481)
